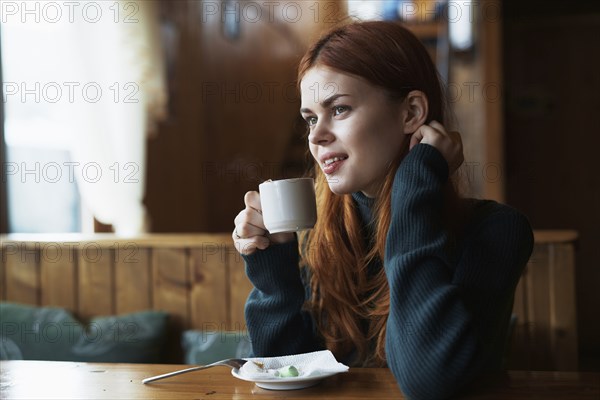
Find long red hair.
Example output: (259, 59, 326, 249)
(297, 21, 461, 366)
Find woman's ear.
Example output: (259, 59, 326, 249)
(402, 90, 428, 134)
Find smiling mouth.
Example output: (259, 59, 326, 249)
(322, 156, 348, 174)
(323, 156, 348, 167)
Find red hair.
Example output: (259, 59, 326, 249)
(297, 21, 461, 366)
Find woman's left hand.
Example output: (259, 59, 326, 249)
(409, 121, 464, 174)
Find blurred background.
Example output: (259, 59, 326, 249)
(1, 0, 599, 370)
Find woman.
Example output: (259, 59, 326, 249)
(232, 21, 533, 399)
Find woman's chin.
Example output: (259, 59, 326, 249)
(326, 180, 354, 195)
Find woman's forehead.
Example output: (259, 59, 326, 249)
(300, 66, 372, 105)
(301, 66, 355, 88)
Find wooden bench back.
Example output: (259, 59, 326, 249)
(0, 231, 578, 369)
(509, 230, 579, 371)
(0, 234, 252, 362)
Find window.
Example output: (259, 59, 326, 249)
(2, 16, 84, 232)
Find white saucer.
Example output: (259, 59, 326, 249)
(231, 368, 339, 390)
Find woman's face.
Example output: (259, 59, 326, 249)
(300, 66, 409, 197)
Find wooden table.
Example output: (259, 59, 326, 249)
(0, 361, 598, 399)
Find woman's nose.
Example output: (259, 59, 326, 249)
(308, 122, 334, 145)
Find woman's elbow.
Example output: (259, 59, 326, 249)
(394, 369, 468, 400)
(388, 343, 479, 399)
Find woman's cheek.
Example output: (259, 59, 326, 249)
(308, 144, 319, 163)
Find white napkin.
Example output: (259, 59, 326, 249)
(239, 350, 349, 380)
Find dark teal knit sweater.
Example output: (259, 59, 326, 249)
(243, 144, 534, 399)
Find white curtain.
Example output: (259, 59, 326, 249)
(2, 1, 166, 234)
(64, 0, 167, 234)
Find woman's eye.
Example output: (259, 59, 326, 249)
(333, 105, 349, 116)
(306, 116, 317, 126)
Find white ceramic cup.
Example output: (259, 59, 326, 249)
(259, 178, 317, 234)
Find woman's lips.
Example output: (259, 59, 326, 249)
(323, 157, 347, 175)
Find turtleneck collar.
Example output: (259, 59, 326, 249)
(351, 191, 375, 210)
(351, 192, 376, 236)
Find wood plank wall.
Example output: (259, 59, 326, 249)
(508, 230, 579, 371)
(0, 234, 252, 363)
(0, 231, 579, 370)
(503, 9, 600, 370)
(146, 1, 344, 233)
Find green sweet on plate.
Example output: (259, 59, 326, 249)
(276, 365, 299, 378)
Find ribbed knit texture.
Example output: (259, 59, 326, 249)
(243, 143, 534, 399)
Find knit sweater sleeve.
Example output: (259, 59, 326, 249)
(243, 241, 322, 357)
(384, 144, 533, 400)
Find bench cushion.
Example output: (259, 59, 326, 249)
(182, 330, 251, 365)
(0, 302, 169, 363)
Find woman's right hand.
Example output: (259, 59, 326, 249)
(409, 120, 464, 174)
(233, 191, 295, 255)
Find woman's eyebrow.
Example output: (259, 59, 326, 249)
(300, 94, 350, 114)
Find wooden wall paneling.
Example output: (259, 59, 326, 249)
(145, 1, 210, 233)
(502, 232, 580, 371)
(3, 243, 40, 305)
(152, 247, 190, 324)
(447, 0, 505, 201)
(146, 1, 344, 233)
(77, 246, 114, 320)
(549, 243, 578, 370)
(115, 246, 152, 315)
(480, 0, 505, 202)
(0, 232, 580, 367)
(227, 245, 253, 331)
(503, 9, 600, 363)
(151, 247, 190, 363)
(40, 243, 77, 311)
(189, 240, 228, 331)
(526, 243, 552, 370)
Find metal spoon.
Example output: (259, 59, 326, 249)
(142, 358, 254, 384)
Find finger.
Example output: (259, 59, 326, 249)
(449, 130, 462, 144)
(234, 236, 270, 256)
(234, 209, 267, 238)
(234, 207, 266, 230)
(409, 128, 424, 149)
(244, 191, 262, 214)
(411, 123, 439, 147)
(447, 131, 464, 173)
(448, 130, 463, 154)
(428, 120, 447, 135)
(233, 233, 268, 248)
